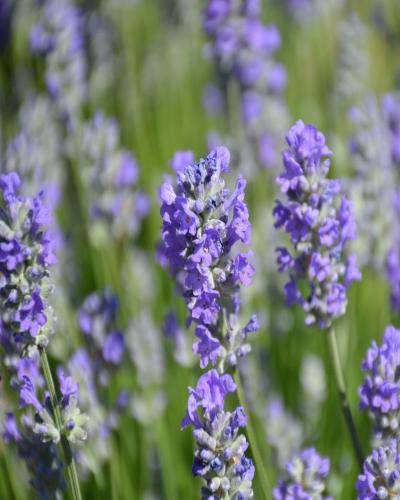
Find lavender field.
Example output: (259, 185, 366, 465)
(1, 0, 400, 499)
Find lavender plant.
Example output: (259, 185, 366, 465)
(159, 147, 268, 497)
(0, 172, 87, 499)
(202, 0, 289, 172)
(274, 448, 332, 499)
(273, 120, 363, 467)
(77, 289, 125, 385)
(81, 112, 148, 244)
(273, 120, 360, 328)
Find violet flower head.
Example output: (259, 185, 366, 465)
(273, 120, 360, 328)
(359, 326, 400, 444)
(202, 0, 289, 171)
(81, 112, 148, 243)
(159, 147, 258, 371)
(274, 448, 332, 500)
(30, 0, 87, 128)
(182, 370, 254, 499)
(78, 289, 125, 385)
(0, 172, 57, 351)
(9, 356, 88, 446)
(357, 439, 400, 499)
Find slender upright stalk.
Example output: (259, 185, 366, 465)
(326, 327, 364, 469)
(39, 349, 82, 500)
(234, 370, 272, 500)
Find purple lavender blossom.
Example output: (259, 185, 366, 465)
(182, 370, 254, 499)
(359, 326, 400, 444)
(159, 147, 258, 370)
(274, 448, 332, 499)
(77, 289, 125, 385)
(0, 172, 57, 351)
(357, 439, 400, 499)
(273, 121, 360, 328)
(203, 0, 289, 171)
(81, 112, 148, 243)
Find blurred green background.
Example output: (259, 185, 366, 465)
(1, 0, 400, 498)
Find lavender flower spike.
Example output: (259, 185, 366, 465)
(359, 325, 400, 445)
(273, 120, 361, 328)
(159, 146, 258, 371)
(357, 439, 400, 499)
(0, 172, 56, 352)
(274, 448, 332, 500)
(182, 370, 254, 499)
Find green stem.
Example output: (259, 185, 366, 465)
(234, 370, 272, 500)
(39, 349, 82, 500)
(326, 327, 364, 469)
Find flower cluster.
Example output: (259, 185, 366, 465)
(182, 370, 254, 499)
(159, 147, 258, 371)
(359, 325, 400, 444)
(357, 439, 400, 499)
(273, 120, 360, 328)
(203, 0, 289, 170)
(81, 112, 149, 243)
(0, 172, 56, 353)
(274, 448, 331, 499)
(77, 289, 125, 386)
(30, 0, 86, 128)
(1, 354, 87, 453)
(3, 412, 66, 499)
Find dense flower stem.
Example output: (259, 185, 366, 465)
(326, 327, 364, 469)
(39, 348, 82, 500)
(234, 370, 272, 499)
